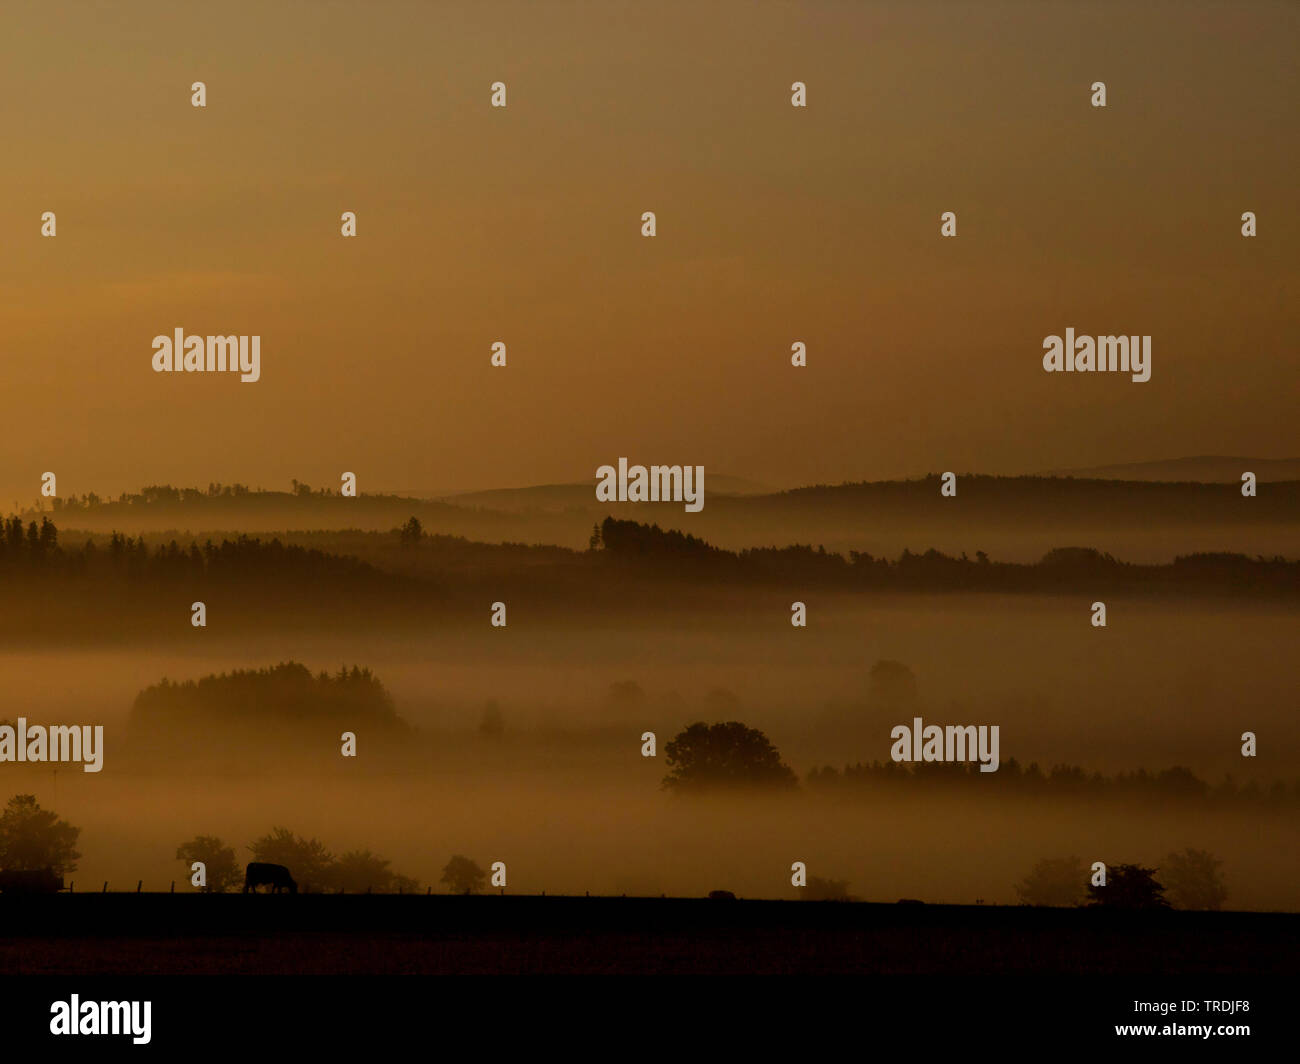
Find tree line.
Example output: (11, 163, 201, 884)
(0, 794, 1235, 909)
(0, 794, 500, 895)
(4, 515, 1296, 597)
(1015, 852, 1228, 910)
(177, 829, 433, 894)
(0, 517, 378, 585)
(49, 483, 255, 511)
(129, 662, 408, 733)
(658, 718, 1298, 806)
(596, 518, 1300, 594)
(805, 759, 1300, 806)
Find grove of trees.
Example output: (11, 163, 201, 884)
(1160, 848, 1228, 910)
(173, 827, 421, 894)
(1015, 857, 1088, 907)
(1087, 864, 1170, 909)
(662, 722, 798, 792)
(132, 662, 407, 733)
(175, 836, 241, 893)
(0, 795, 81, 875)
(440, 855, 487, 895)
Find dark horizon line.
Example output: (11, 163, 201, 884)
(16, 463, 1300, 515)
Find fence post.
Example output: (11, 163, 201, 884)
(170, 881, 175, 894)
(136, 880, 142, 893)
(102, 881, 108, 893)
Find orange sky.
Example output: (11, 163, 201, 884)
(1, 0, 1295, 505)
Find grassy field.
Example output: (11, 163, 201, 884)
(0, 895, 1293, 975)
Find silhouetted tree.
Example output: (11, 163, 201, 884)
(1015, 856, 1087, 907)
(605, 680, 645, 712)
(868, 660, 918, 709)
(804, 875, 855, 901)
(1087, 863, 1169, 909)
(1039, 546, 1118, 569)
(662, 722, 798, 792)
(176, 835, 241, 893)
(1161, 848, 1227, 911)
(588, 523, 603, 551)
(440, 855, 487, 895)
(0, 795, 81, 874)
(5, 517, 24, 556)
(250, 828, 334, 892)
(326, 850, 419, 894)
(399, 516, 423, 546)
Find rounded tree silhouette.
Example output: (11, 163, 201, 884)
(0, 794, 81, 875)
(440, 855, 487, 895)
(662, 722, 798, 792)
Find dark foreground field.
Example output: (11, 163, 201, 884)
(0, 895, 1293, 975)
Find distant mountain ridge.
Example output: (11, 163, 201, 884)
(1038, 456, 1300, 483)
(435, 474, 773, 510)
(22, 469, 1300, 564)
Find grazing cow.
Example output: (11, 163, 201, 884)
(0, 867, 63, 894)
(243, 862, 297, 894)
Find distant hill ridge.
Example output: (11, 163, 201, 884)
(1038, 456, 1300, 483)
(436, 474, 774, 509)
(22, 469, 1300, 562)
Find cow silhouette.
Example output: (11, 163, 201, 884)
(243, 862, 297, 894)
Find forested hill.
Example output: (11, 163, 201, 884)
(129, 662, 408, 733)
(2, 515, 1296, 598)
(24, 476, 1300, 562)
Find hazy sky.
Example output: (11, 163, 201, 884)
(1, 0, 1295, 505)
